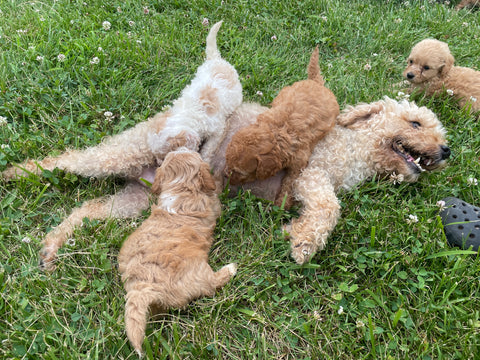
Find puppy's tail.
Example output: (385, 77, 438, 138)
(307, 46, 324, 86)
(124, 287, 164, 356)
(206, 20, 223, 60)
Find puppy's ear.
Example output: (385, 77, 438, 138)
(337, 101, 385, 129)
(439, 53, 454, 77)
(199, 164, 216, 193)
(151, 167, 163, 194)
(256, 154, 282, 180)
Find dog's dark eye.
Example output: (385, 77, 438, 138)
(409, 59, 413, 64)
(411, 121, 421, 129)
(423, 65, 430, 70)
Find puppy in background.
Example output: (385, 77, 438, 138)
(224, 47, 339, 209)
(403, 38, 480, 112)
(118, 148, 236, 355)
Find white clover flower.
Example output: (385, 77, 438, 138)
(446, 89, 454, 96)
(143, 6, 150, 14)
(40, 17, 45, 22)
(36, 55, 44, 62)
(271, 35, 277, 41)
(396, 91, 410, 100)
(202, 18, 209, 26)
(467, 177, 478, 186)
(21, 237, 31, 243)
(394, 18, 402, 23)
(462, 22, 469, 27)
(364, 63, 372, 71)
(90, 56, 100, 65)
(127, 31, 132, 37)
(337, 306, 344, 315)
(313, 310, 321, 320)
(321, 16, 327, 22)
(136, 40, 142, 44)
(1, 144, 10, 149)
(104, 111, 113, 120)
(436, 200, 446, 211)
(128, 20, 135, 27)
(256, 91, 263, 96)
(102, 21, 111, 30)
(470, 96, 477, 102)
(57, 53, 66, 62)
(406, 214, 419, 224)
(98, 47, 103, 52)
(17, 29, 27, 34)
(67, 238, 75, 246)
(356, 320, 365, 328)
(117, 6, 122, 13)
(0, 116, 7, 126)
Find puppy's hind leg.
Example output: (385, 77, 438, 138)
(125, 286, 165, 356)
(40, 182, 151, 271)
(211, 263, 237, 289)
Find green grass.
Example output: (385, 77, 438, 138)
(1, 0, 480, 359)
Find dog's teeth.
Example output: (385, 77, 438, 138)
(414, 157, 421, 164)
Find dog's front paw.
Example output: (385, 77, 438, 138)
(39, 247, 57, 272)
(290, 240, 317, 265)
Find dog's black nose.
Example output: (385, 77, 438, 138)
(440, 145, 451, 159)
(406, 72, 415, 80)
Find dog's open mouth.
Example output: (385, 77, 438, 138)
(392, 140, 437, 172)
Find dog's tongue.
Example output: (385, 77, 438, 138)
(406, 154, 415, 162)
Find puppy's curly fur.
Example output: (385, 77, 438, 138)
(2, 21, 242, 270)
(224, 47, 339, 208)
(281, 97, 451, 264)
(118, 148, 236, 355)
(404, 38, 480, 112)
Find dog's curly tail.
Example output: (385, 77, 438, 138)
(206, 20, 223, 60)
(124, 287, 164, 356)
(307, 46, 324, 85)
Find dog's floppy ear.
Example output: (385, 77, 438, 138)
(337, 101, 385, 129)
(256, 153, 282, 180)
(439, 52, 454, 77)
(151, 167, 163, 194)
(199, 163, 216, 193)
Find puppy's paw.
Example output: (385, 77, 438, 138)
(225, 263, 237, 277)
(39, 246, 58, 272)
(290, 240, 317, 265)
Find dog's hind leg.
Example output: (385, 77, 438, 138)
(285, 169, 340, 264)
(124, 286, 165, 356)
(2, 119, 162, 181)
(211, 263, 237, 289)
(40, 182, 151, 271)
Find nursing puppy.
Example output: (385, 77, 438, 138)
(224, 47, 339, 209)
(118, 148, 236, 355)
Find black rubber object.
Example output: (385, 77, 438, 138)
(439, 197, 480, 251)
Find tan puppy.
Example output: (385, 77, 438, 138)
(404, 38, 480, 112)
(118, 148, 236, 355)
(224, 47, 339, 209)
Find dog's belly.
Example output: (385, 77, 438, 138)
(227, 170, 285, 202)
